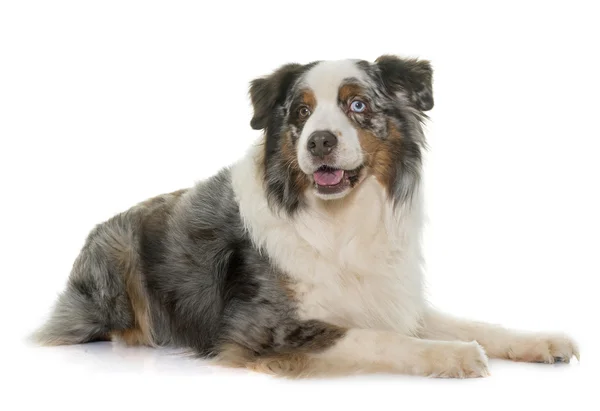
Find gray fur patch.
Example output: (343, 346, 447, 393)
(35, 169, 345, 361)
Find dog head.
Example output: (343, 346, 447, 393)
(249, 55, 433, 214)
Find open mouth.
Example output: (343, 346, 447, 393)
(312, 165, 362, 196)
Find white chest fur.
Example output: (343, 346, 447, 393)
(231, 143, 426, 336)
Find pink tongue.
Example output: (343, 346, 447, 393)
(313, 169, 344, 186)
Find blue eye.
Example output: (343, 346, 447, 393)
(350, 100, 366, 113)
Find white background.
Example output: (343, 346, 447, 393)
(1, 1, 598, 410)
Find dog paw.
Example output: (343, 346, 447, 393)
(424, 341, 490, 378)
(506, 333, 580, 364)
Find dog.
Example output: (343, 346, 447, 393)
(34, 55, 579, 378)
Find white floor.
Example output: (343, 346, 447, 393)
(4, 334, 594, 411)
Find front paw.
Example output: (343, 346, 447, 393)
(507, 333, 580, 364)
(423, 341, 490, 378)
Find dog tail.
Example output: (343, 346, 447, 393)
(31, 285, 113, 346)
(32, 219, 136, 346)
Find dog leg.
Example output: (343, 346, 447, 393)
(420, 308, 579, 363)
(218, 322, 489, 378)
(311, 328, 490, 378)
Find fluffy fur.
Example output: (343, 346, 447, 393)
(34, 55, 579, 378)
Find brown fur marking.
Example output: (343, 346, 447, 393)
(111, 328, 150, 346)
(338, 83, 364, 104)
(281, 131, 310, 193)
(356, 122, 403, 190)
(213, 344, 328, 378)
(300, 89, 316, 108)
(112, 190, 189, 346)
(277, 274, 299, 302)
(109, 241, 153, 346)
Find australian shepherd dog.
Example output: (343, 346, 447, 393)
(34, 55, 579, 378)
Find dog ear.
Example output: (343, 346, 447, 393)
(249, 63, 305, 130)
(375, 55, 434, 111)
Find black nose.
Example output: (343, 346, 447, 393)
(307, 130, 338, 158)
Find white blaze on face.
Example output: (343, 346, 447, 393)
(297, 60, 367, 174)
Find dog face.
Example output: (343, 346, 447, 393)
(249, 55, 433, 213)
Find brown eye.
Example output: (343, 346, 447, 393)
(298, 106, 311, 119)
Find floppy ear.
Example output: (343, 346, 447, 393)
(375, 55, 434, 111)
(249, 63, 305, 130)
